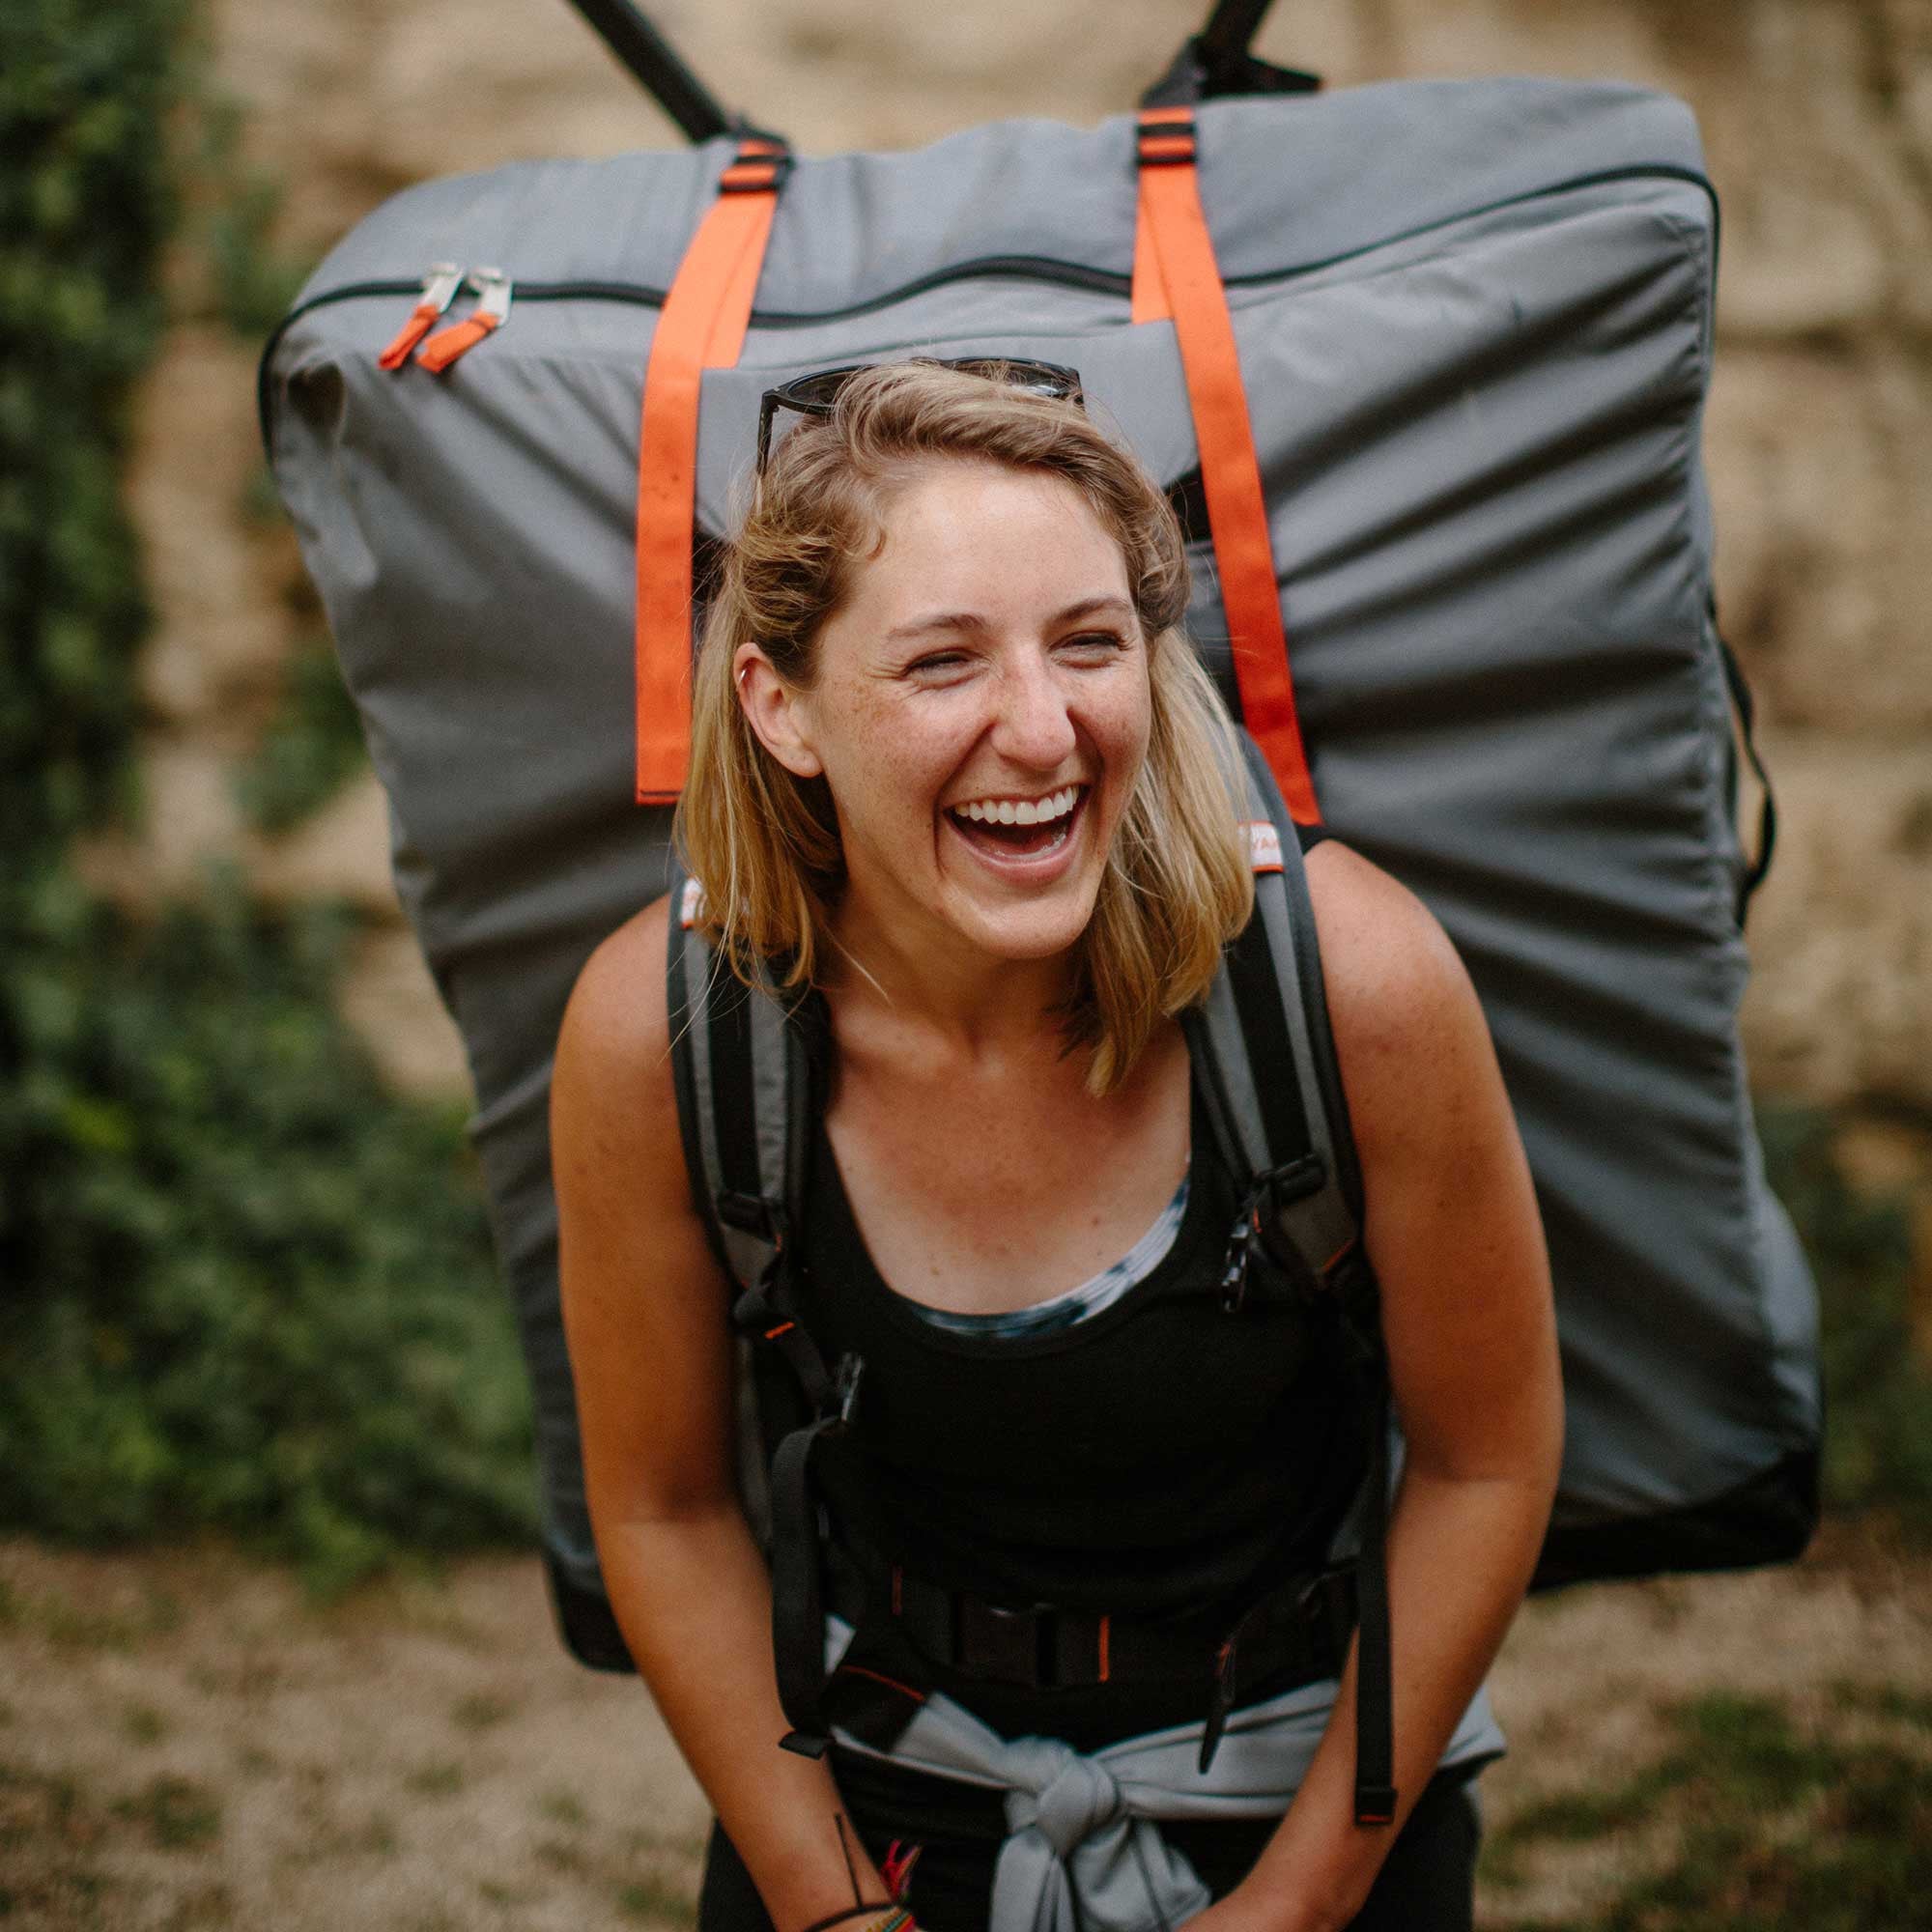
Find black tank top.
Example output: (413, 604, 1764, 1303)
(773, 1033, 1367, 1739)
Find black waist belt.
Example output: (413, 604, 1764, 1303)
(829, 1558, 1356, 1695)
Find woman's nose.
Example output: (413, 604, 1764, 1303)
(990, 654, 1077, 768)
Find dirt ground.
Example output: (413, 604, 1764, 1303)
(2, 1523, 1926, 1931)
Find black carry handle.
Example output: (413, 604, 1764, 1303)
(566, 0, 733, 141)
(1145, 0, 1320, 107)
(569, 0, 1312, 138)
(1199, 0, 1279, 70)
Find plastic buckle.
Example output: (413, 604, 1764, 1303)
(955, 1599, 1049, 1686)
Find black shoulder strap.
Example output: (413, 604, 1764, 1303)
(664, 858, 875, 1756)
(1188, 731, 1395, 1829)
(664, 857, 810, 1293)
(1187, 732, 1364, 1283)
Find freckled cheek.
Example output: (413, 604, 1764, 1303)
(820, 710, 956, 842)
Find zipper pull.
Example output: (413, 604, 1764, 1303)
(416, 267, 513, 374)
(377, 263, 465, 370)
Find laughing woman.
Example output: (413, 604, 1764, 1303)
(551, 361, 1561, 1932)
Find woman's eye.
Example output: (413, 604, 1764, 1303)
(908, 651, 969, 676)
(1061, 631, 1126, 658)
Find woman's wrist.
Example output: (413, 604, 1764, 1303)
(797, 1906, 915, 1932)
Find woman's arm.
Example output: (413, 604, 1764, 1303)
(553, 900, 891, 1931)
(1203, 841, 1564, 1932)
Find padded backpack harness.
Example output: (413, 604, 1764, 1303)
(667, 736, 1400, 1828)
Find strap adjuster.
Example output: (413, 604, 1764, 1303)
(719, 137, 793, 194)
(1137, 106, 1198, 167)
(1354, 1784, 1399, 1828)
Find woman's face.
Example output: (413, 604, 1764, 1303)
(739, 458, 1153, 977)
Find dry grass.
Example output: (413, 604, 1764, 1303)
(0, 1525, 1925, 1930)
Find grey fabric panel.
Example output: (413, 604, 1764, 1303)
(297, 80, 1699, 313)
(266, 75, 1815, 1603)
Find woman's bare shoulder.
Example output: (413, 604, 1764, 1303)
(559, 897, 674, 1070)
(1301, 838, 1497, 1164)
(551, 896, 684, 1202)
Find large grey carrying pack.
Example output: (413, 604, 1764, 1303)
(262, 68, 1821, 1665)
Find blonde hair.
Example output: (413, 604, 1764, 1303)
(677, 360, 1254, 1094)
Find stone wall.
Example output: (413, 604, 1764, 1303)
(129, 0, 1929, 1119)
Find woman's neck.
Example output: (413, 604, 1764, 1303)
(820, 904, 1079, 1067)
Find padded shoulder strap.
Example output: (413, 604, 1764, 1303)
(664, 859, 810, 1293)
(1190, 732, 1362, 1286)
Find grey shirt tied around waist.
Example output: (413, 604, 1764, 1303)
(826, 1618, 1503, 1932)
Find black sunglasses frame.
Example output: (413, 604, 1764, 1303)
(754, 357, 1086, 473)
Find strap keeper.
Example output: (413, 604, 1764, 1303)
(1354, 1784, 1399, 1828)
(718, 1188, 781, 1238)
(720, 137, 793, 193)
(1137, 105, 1198, 166)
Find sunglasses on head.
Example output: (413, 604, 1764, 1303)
(754, 356, 1086, 473)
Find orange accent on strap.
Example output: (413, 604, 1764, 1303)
(1129, 189, 1170, 325)
(1139, 104, 1195, 126)
(1137, 134, 1197, 161)
(1321, 1236, 1358, 1276)
(1133, 124, 1320, 823)
(833, 1662, 927, 1704)
(634, 151, 782, 804)
(763, 1320, 795, 1341)
(415, 311, 500, 374)
(377, 304, 439, 371)
(1096, 1613, 1111, 1683)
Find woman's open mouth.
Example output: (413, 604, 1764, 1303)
(944, 783, 1087, 863)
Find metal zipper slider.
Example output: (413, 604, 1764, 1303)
(1219, 1192, 1264, 1315)
(376, 263, 465, 370)
(416, 267, 514, 374)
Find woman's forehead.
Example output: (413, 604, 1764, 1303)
(844, 461, 1130, 616)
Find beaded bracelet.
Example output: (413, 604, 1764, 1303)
(798, 1904, 915, 1932)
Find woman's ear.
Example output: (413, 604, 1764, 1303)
(733, 642, 824, 779)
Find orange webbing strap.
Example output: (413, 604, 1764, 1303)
(635, 137, 788, 805)
(1132, 107, 1319, 823)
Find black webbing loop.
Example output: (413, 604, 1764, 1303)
(1141, 0, 1320, 110)
(1351, 1382, 1397, 1827)
(769, 1347, 866, 1758)
(564, 0, 733, 142)
(734, 1276, 834, 1418)
(1716, 628, 1778, 924)
(770, 1414, 837, 1756)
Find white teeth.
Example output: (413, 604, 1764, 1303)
(954, 785, 1080, 827)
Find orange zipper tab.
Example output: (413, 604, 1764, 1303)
(416, 267, 514, 374)
(377, 262, 465, 370)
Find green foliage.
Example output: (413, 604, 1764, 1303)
(2, 0, 526, 1593)
(237, 633, 370, 833)
(1758, 1107, 1932, 1520)
(185, 88, 311, 337)
(1483, 1688, 1932, 1929)
(0, 882, 533, 1589)
(0, 0, 186, 859)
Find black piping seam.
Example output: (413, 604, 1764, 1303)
(258, 163, 1719, 457)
